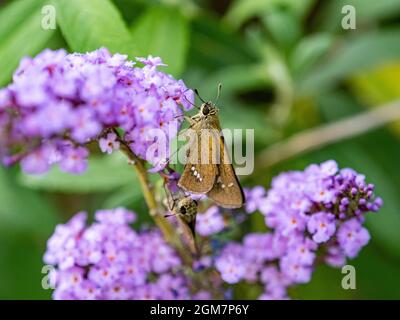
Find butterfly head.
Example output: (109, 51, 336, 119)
(200, 102, 218, 117)
(175, 196, 198, 238)
(176, 197, 198, 220)
(176, 197, 198, 216)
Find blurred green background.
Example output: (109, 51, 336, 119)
(1, 0, 400, 299)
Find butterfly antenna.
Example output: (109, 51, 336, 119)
(194, 89, 207, 104)
(215, 83, 222, 104)
(183, 92, 200, 110)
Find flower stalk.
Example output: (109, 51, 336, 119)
(114, 129, 194, 265)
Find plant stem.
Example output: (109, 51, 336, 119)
(113, 129, 193, 265)
(256, 100, 400, 169)
(117, 138, 174, 237)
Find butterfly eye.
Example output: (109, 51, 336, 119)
(202, 104, 210, 115)
(179, 206, 187, 215)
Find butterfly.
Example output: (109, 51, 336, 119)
(178, 85, 245, 209)
(162, 172, 198, 254)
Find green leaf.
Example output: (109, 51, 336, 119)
(224, 0, 314, 29)
(0, 233, 52, 299)
(0, 0, 45, 41)
(189, 17, 255, 71)
(290, 33, 333, 78)
(112, 0, 146, 25)
(262, 9, 301, 51)
(55, 0, 135, 55)
(0, 168, 59, 236)
(18, 153, 138, 193)
(0, 0, 55, 86)
(102, 185, 143, 209)
(198, 64, 271, 92)
(299, 29, 400, 95)
(130, 5, 189, 76)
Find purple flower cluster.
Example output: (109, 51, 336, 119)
(196, 206, 226, 237)
(43, 161, 382, 300)
(215, 160, 382, 299)
(0, 48, 193, 174)
(44, 208, 192, 300)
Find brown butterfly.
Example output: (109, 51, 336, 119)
(162, 173, 198, 254)
(178, 85, 245, 209)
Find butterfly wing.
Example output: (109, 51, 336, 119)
(178, 125, 218, 193)
(177, 215, 198, 255)
(207, 135, 245, 208)
(174, 197, 198, 255)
